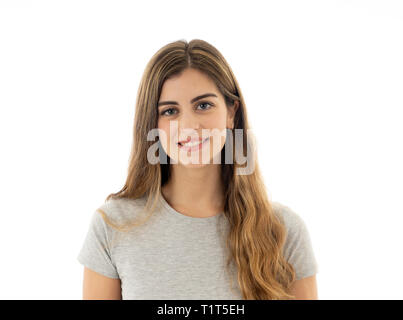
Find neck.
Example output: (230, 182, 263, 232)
(161, 163, 224, 217)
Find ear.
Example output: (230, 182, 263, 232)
(227, 100, 239, 129)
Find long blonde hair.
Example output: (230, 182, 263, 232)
(102, 39, 296, 299)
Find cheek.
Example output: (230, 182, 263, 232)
(205, 117, 228, 149)
(205, 110, 227, 130)
(157, 120, 171, 149)
(208, 113, 227, 142)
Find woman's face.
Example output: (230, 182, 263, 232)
(157, 68, 237, 168)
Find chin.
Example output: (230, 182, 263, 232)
(180, 162, 210, 169)
(174, 151, 222, 167)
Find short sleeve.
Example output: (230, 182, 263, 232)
(77, 209, 120, 279)
(273, 202, 319, 280)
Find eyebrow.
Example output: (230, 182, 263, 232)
(157, 93, 218, 107)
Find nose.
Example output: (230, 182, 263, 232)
(178, 108, 201, 132)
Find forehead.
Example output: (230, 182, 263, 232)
(159, 68, 219, 100)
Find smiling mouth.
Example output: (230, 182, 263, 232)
(177, 137, 210, 148)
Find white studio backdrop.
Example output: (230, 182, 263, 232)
(0, 0, 402, 299)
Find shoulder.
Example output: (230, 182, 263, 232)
(271, 201, 306, 230)
(270, 201, 314, 255)
(95, 196, 149, 228)
(271, 201, 319, 280)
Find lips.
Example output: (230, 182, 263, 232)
(177, 137, 210, 148)
(177, 137, 209, 146)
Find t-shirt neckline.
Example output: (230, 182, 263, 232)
(158, 191, 223, 221)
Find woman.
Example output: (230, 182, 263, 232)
(77, 39, 319, 300)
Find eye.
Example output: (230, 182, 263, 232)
(196, 102, 213, 111)
(160, 107, 178, 116)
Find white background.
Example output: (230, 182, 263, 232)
(0, 0, 402, 299)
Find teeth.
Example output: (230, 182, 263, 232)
(182, 140, 202, 147)
(180, 138, 208, 147)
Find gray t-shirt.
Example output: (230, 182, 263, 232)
(77, 193, 319, 299)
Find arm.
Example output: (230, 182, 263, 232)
(82, 267, 122, 300)
(289, 274, 318, 300)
